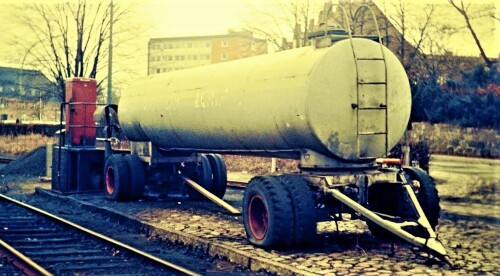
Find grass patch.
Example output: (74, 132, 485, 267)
(0, 134, 57, 156)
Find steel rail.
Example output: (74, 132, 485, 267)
(0, 194, 200, 276)
(0, 238, 52, 276)
(227, 180, 247, 189)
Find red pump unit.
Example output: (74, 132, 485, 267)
(65, 78, 97, 146)
(52, 78, 104, 194)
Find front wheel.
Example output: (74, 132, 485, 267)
(403, 167, 440, 230)
(243, 176, 294, 248)
(279, 175, 316, 247)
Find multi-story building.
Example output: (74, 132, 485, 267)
(147, 30, 268, 75)
(0, 66, 58, 122)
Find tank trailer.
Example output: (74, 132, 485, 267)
(52, 6, 451, 265)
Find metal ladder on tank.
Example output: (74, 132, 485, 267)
(336, 5, 389, 158)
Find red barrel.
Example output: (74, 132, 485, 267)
(65, 78, 97, 146)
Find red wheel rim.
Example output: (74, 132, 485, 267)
(105, 166, 115, 194)
(248, 194, 268, 240)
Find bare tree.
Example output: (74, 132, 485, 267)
(448, 0, 493, 67)
(243, 0, 322, 51)
(10, 1, 131, 101)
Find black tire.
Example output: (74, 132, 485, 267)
(185, 155, 213, 200)
(206, 154, 227, 199)
(403, 167, 440, 230)
(243, 176, 294, 248)
(104, 154, 130, 201)
(279, 175, 317, 247)
(124, 154, 145, 200)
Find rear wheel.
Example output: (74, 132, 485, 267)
(124, 154, 145, 200)
(243, 176, 294, 248)
(279, 175, 317, 246)
(104, 154, 129, 201)
(206, 154, 227, 199)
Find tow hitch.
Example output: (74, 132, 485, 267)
(325, 183, 453, 267)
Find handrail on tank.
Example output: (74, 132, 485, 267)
(321, 4, 385, 48)
(321, 4, 353, 46)
(353, 5, 384, 45)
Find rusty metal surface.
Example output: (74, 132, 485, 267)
(119, 38, 410, 162)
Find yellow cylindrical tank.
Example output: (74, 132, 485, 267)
(119, 38, 411, 162)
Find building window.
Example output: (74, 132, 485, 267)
(180, 55, 185, 61)
(156, 68, 161, 74)
(168, 43, 173, 49)
(168, 56, 173, 61)
(187, 42, 192, 48)
(221, 53, 228, 60)
(206, 54, 210, 60)
(155, 56, 161, 61)
(193, 55, 198, 60)
(205, 42, 211, 47)
(221, 40, 228, 47)
(162, 68, 167, 72)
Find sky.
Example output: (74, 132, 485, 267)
(138, 0, 499, 57)
(0, 0, 498, 87)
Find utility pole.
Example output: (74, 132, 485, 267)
(107, 0, 113, 105)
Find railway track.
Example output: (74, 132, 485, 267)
(0, 194, 199, 275)
(227, 179, 247, 188)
